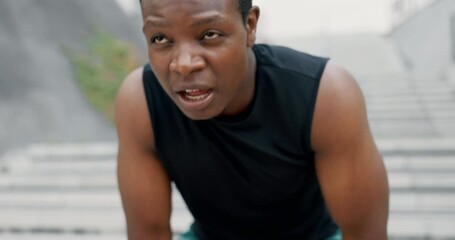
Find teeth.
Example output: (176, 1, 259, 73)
(185, 89, 201, 93)
(185, 93, 209, 101)
(180, 89, 211, 102)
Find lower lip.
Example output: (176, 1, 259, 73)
(177, 90, 214, 111)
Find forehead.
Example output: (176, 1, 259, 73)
(142, 0, 238, 19)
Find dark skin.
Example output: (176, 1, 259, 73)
(116, 0, 389, 239)
(141, 0, 257, 120)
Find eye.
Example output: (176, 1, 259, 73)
(151, 34, 170, 44)
(202, 31, 221, 40)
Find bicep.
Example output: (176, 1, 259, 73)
(115, 67, 172, 239)
(311, 62, 389, 238)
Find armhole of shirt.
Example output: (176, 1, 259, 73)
(141, 64, 177, 182)
(306, 58, 329, 153)
(142, 64, 159, 142)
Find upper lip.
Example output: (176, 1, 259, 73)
(171, 74, 213, 93)
(174, 84, 213, 93)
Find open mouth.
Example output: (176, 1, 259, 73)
(179, 89, 213, 102)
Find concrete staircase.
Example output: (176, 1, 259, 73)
(0, 143, 193, 240)
(0, 143, 125, 239)
(381, 139, 455, 239)
(1, 138, 455, 239)
(361, 72, 455, 239)
(360, 74, 455, 139)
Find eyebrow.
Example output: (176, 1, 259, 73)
(192, 15, 225, 27)
(143, 14, 225, 31)
(143, 18, 168, 31)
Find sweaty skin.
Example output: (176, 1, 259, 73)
(116, 0, 389, 239)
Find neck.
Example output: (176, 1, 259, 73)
(219, 47, 257, 118)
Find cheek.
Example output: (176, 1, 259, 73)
(213, 47, 247, 75)
(224, 52, 248, 80)
(149, 53, 166, 70)
(216, 61, 247, 95)
(149, 54, 170, 79)
(148, 58, 174, 94)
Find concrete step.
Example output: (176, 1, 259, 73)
(0, 234, 127, 240)
(0, 191, 121, 209)
(0, 208, 191, 239)
(3, 138, 452, 161)
(0, 208, 125, 234)
(0, 175, 116, 190)
(26, 143, 117, 159)
(371, 123, 437, 139)
(362, 86, 452, 97)
(1, 192, 454, 239)
(2, 169, 454, 192)
(372, 122, 455, 139)
(385, 156, 455, 171)
(428, 110, 455, 119)
(0, 188, 187, 210)
(392, 172, 455, 191)
(358, 75, 449, 85)
(1, 139, 455, 239)
(376, 138, 455, 155)
(8, 161, 116, 175)
(5, 153, 454, 179)
(369, 109, 455, 121)
(368, 102, 455, 112)
(1, 190, 454, 214)
(368, 110, 428, 121)
(391, 192, 455, 213)
(368, 103, 423, 111)
(365, 94, 454, 105)
(433, 120, 455, 137)
(388, 213, 455, 239)
(0, 187, 192, 235)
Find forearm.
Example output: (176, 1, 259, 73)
(342, 228, 388, 240)
(340, 218, 388, 240)
(335, 165, 389, 240)
(127, 226, 172, 240)
(335, 157, 389, 240)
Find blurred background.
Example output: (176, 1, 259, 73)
(0, 0, 454, 239)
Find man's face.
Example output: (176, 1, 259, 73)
(141, 0, 258, 120)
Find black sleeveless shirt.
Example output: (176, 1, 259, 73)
(143, 44, 338, 239)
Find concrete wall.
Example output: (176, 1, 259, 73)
(0, 0, 146, 154)
(388, 0, 455, 75)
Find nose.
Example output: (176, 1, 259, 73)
(169, 44, 206, 76)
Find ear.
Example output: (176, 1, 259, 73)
(245, 6, 260, 47)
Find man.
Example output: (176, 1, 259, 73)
(115, 0, 389, 239)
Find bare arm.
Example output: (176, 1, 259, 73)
(312, 62, 389, 239)
(115, 67, 172, 240)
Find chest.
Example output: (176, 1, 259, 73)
(156, 121, 315, 207)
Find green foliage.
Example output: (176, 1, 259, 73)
(68, 29, 142, 120)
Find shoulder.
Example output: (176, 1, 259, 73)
(254, 44, 328, 79)
(311, 61, 370, 153)
(117, 66, 145, 101)
(115, 65, 155, 150)
(317, 61, 362, 104)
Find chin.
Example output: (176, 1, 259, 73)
(180, 109, 219, 121)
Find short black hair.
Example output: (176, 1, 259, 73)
(139, 0, 252, 23)
(236, 0, 253, 23)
